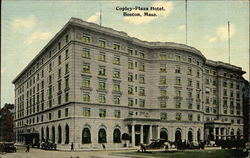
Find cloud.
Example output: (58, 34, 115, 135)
(204, 24, 235, 43)
(123, 1, 173, 25)
(11, 16, 37, 29)
(178, 24, 185, 31)
(24, 30, 51, 45)
(1, 67, 6, 75)
(87, 12, 101, 23)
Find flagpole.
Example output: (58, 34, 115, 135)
(228, 21, 230, 64)
(185, 0, 188, 45)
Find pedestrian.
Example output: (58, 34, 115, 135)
(102, 143, 106, 150)
(71, 142, 74, 151)
(25, 144, 30, 152)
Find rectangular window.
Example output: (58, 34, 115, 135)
(65, 92, 69, 102)
(187, 67, 192, 75)
(113, 69, 120, 78)
(139, 63, 145, 71)
(139, 87, 145, 96)
(176, 113, 181, 121)
(83, 63, 90, 73)
(98, 52, 106, 61)
(128, 73, 133, 82)
(139, 75, 145, 84)
(83, 34, 90, 43)
(159, 76, 166, 85)
(223, 89, 227, 96)
(188, 114, 193, 121)
(113, 82, 120, 92)
(196, 70, 200, 78)
(58, 110, 61, 118)
(83, 94, 90, 102)
(58, 69, 61, 79)
(83, 78, 90, 88)
(175, 55, 181, 61)
(113, 95, 120, 104)
(113, 43, 120, 50)
(128, 61, 133, 69)
(197, 114, 201, 121)
(176, 101, 181, 108)
(83, 107, 91, 117)
(205, 106, 209, 113)
(65, 49, 69, 59)
(160, 88, 167, 96)
(65, 108, 68, 117)
(160, 54, 167, 60)
(188, 79, 192, 87)
(128, 98, 133, 106)
(65, 35, 69, 43)
(160, 113, 167, 121)
(139, 99, 145, 107)
(160, 99, 166, 108)
(58, 95, 61, 105)
(98, 80, 106, 90)
(99, 39, 106, 48)
(176, 90, 181, 97)
(113, 56, 120, 65)
(99, 95, 106, 103)
(58, 80, 61, 91)
(139, 52, 145, 59)
(98, 66, 106, 76)
(99, 109, 106, 117)
(58, 55, 61, 65)
(175, 66, 181, 73)
(82, 48, 90, 58)
(128, 86, 133, 94)
(114, 110, 120, 118)
(175, 77, 181, 85)
(128, 48, 133, 56)
(188, 57, 192, 63)
(160, 64, 166, 72)
(65, 77, 69, 89)
(65, 64, 69, 74)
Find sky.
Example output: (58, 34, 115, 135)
(1, 0, 249, 107)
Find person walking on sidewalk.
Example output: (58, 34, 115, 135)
(25, 144, 30, 152)
(71, 142, 74, 151)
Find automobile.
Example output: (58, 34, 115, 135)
(40, 140, 57, 150)
(0, 142, 16, 153)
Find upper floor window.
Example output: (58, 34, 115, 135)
(114, 110, 120, 118)
(187, 67, 192, 75)
(83, 93, 90, 102)
(82, 48, 90, 58)
(98, 66, 106, 76)
(139, 52, 145, 59)
(176, 113, 181, 121)
(99, 39, 106, 48)
(99, 95, 106, 103)
(160, 54, 167, 60)
(160, 113, 167, 121)
(159, 76, 166, 85)
(128, 61, 133, 69)
(128, 73, 133, 82)
(113, 43, 120, 51)
(82, 78, 90, 88)
(188, 114, 193, 121)
(65, 49, 69, 60)
(83, 34, 90, 43)
(99, 109, 106, 117)
(128, 98, 133, 106)
(139, 99, 145, 107)
(175, 55, 181, 61)
(139, 75, 145, 84)
(175, 66, 181, 73)
(82, 63, 90, 73)
(65, 64, 69, 74)
(83, 107, 90, 117)
(65, 35, 69, 43)
(128, 48, 133, 56)
(175, 77, 181, 85)
(160, 64, 166, 72)
(58, 55, 61, 65)
(188, 57, 192, 63)
(113, 55, 120, 65)
(98, 52, 106, 62)
(139, 63, 145, 71)
(113, 95, 120, 104)
(113, 69, 120, 78)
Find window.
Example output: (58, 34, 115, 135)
(83, 34, 90, 43)
(113, 56, 120, 65)
(113, 129, 121, 143)
(65, 35, 69, 43)
(175, 77, 181, 85)
(160, 99, 166, 108)
(223, 81, 227, 87)
(160, 89, 167, 96)
(58, 95, 61, 105)
(187, 67, 192, 75)
(176, 113, 181, 121)
(205, 97, 209, 104)
(188, 102, 192, 109)
(58, 69, 61, 79)
(139, 63, 145, 71)
(205, 107, 209, 113)
(224, 107, 227, 114)
(113, 43, 120, 51)
(197, 104, 200, 110)
(83, 107, 90, 117)
(176, 90, 181, 97)
(65, 49, 69, 60)
(196, 81, 200, 89)
(83, 78, 90, 88)
(175, 66, 181, 73)
(82, 128, 91, 144)
(98, 52, 106, 61)
(83, 94, 90, 102)
(99, 39, 106, 48)
(230, 82, 234, 88)
(128, 61, 133, 69)
(98, 66, 106, 76)
(65, 64, 69, 74)
(49, 75, 52, 84)
(139, 99, 145, 107)
(188, 114, 193, 121)
(196, 70, 200, 78)
(128, 73, 133, 82)
(65, 77, 69, 89)
(65, 92, 69, 102)
(188, 57, 192, 63)
(113, 82, 120, 92)
(188, 91, 192, 98)
(113, 69, 120, 78)
(58, 80, 62, 91)
(139, 75, 145, 84)
(160, 113, 167, 121)
(113, 96, 120, 104)
(139, 52, 145, 59)
(83, 63, 90, 73)
(139, 87, 145, 96)
(160, 64, 166, 72)
(205, 78, 209, 84)
(176, 101, 181, 108)
(82, 48, 90, 58)
(128, 86, 133, 94)
(188, 79, 192, 87)
(99, 109, 106, 117)
(128, 48, 133, 56)
(99, 95, 106, 103)
(159, 76, 166, 85)
(197, 114, 201, 121)
(128, 98, 133, 106)
(175, 55, 181, 61)
(223, 89, 227, 96)
(49, 63, 52, 72)
(98, 80, 106, 90)
(65, 108, 68, 117)
(58, 55, 61, 65)
(98, 129, 107, 143)
(114, 110, 120, 118)
(160, 54, 167, 60)
(58, 110, 61, 118)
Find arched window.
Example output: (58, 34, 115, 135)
(188, 130, 193, 142)
(82, 128, 91, 144)
(175, 129, 182, 142)
(46, 126, 49, 140)
(52, 126, 55, 143)
(41, 127, 44, 142)
(197, 129, 201, 142)
(65, 124, 69, 144)
(113, 129, 121, 143)
(98, 128, 107, 143)
(160, 129, 168, 141)
(58, 125, 62, 144)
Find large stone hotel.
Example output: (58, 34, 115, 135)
(13, 17, 246, 150)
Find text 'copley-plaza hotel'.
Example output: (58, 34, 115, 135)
(13, 17, 245, 150)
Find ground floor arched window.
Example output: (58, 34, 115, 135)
(197, 129, 201, 142)
(188, 130, 193, 142)
(98, 128, 107, 143)
(52, 126, 55, 143)
(160, 129, 168, 141)
(175, 129, 182, 142)
(65, 124, 69, 144)
(113, 129, 121, 143)
(41, 128, 44, 142)
(46, 126, 49, 140)
(58, 125, 62, 144)
(82, 128, 91, 144)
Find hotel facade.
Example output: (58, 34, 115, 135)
(13, 17, 245, 150)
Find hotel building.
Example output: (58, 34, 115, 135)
(13, 17, 245, 149)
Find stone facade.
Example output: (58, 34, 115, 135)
(13, 17, 245, 150)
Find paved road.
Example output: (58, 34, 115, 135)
(0, 146, 143, 158)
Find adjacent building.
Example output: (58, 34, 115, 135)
(0, 104, 15, 142)
(13, 17, 246, 149)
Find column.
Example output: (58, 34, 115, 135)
(132, 125, 135, 147)
(149, 125, 152, 143)
(194, 127, 197, 142)
(218, 128, 221, 140)
(157, 126, 161, 139)
(213, 128, 216, 140)
(140, 125, 143, 144)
